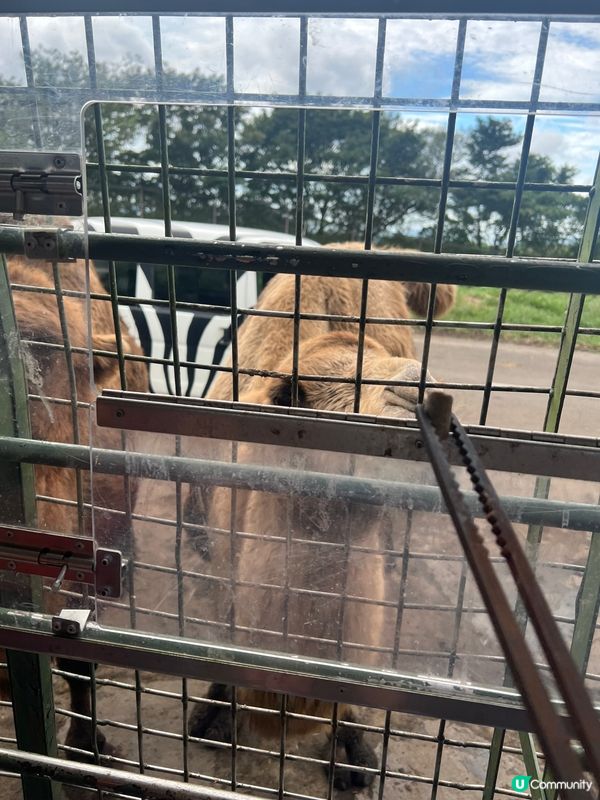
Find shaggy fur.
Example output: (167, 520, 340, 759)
(1, 250, 148, 760)
(186, 267, 456, 787)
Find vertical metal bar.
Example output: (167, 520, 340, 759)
(544, 153, 600, 433)
(418, 19, 466, 403)
(392, 510, 414, 662)
(519, 732, 547, 800)
(126, 562, 145, 774)
(542, 524, 600, 798)
(277, 693, 287, 800)
(482, 728, 506, 800)
(291, 16, 308, 408)
(18, 15, 42, 148)
(152, 16, 189, 785)
(479, 19, 550, 425)
(224, 18, 239, 791)
(226, 16, 239, 402)
(51, 262, 85, 535)
(353, 18, 386, 414)
(570, 530, 600, 672)
(377, 710, 392, 800)
(429, 559, 467, 800)
(326, 702, 340, 800)
(0, 255, 59, 800)
(84, 16, 128, 392)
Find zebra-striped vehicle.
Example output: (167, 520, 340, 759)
(88, 217, 318, 397)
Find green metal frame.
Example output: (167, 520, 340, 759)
(0, 255, 60, 800)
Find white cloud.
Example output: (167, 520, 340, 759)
(460, 20, 542, 101)
(530, 116, 600, 184)
(306, 18, 379, 97)
(234, 17, 299, 95)
(539, 22, 600, 103)
(384, 19, 458, 97)
(161, 17, 225, 83)
(92, 15, 155, 75)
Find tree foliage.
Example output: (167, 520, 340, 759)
(0, 49, 587, 257)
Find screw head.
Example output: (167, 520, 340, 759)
(76, 571, 85, 581)
(53, 156, 66, 169)
(7, 560, 16, 570)
(66, 623, 77, 635)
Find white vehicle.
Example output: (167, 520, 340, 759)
(88, 217, 319, 397)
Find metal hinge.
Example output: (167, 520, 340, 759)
(0, 151, 82, 220)
(0, 525, 122, 598)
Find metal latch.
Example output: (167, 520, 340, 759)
(0, 525, 122, 598)
(0, 151, 82, 219)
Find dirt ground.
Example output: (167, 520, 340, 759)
(1, 335, 598, 800)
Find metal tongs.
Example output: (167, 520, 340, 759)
(417, 393, 600, 800)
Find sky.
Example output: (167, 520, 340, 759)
(0, 14, 598, 183)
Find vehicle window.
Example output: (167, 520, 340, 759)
(153, 265, 232, 306)
(94, 260, 137, 297)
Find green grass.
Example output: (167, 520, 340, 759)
(446, 287, 600, 349)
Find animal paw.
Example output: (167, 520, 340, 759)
(189, 684, 233, 746)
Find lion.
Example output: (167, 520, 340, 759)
(2, 246, 148, 760)
(184, 267, 455, 788)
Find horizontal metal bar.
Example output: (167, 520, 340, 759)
(0, 746, 254, 800)
(0, 606, 538, 731)
(2, 226, 600, 293)
(97, 391, 600, 482)
(1, 435, 599, 533)
(86, 161, 593, 195)
(2, 5, 600, 20)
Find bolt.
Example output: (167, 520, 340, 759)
(57, 202, 66, 210)
(75, 541, 84, 550)
(115, 409, 124, 418)
(100, 588, 109, 597)
(415, 439, 424, 449)
(7, 560, 16, 570)
(66, 623, 77, 635)
(52, 620, 61, 632)
(101, 556, 110, 567)
(53, 156, 66, 169)
(76, 571, 85, 581)
(7, 531, 13, 538)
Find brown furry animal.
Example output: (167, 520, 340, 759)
(1, 250, 148, 759)
(186, 268, 455, 788)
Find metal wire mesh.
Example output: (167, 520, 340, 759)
(0, 8, 599, 800)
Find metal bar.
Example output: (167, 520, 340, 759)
(2, 435, 600, 533)
(482, 728, 506, 800)
(0, 254, 59, 800)
(519, 731, 548, 800)
(4, 226, 600, 293)
(545, 153, 600, 432)
(479, 18, 550, 425)
(83, 160, 595, 194)
(0, 606, 558, 734)
(418, 18, 465, 404)
(3, 80, 600, 112)
(448, 413, 600, 780)
(96, 391, 600, 482)
(18, 15, 42, 149)
(416, 408, 592, 796)
(0, 747, 266, 800)
(352, 17, 386, 413)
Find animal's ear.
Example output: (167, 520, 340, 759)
(269, 376, 308, 408)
